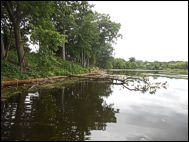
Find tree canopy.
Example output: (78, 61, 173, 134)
(1, 1, 122, 72)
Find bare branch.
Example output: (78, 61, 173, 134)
(69, 74, 168, 94)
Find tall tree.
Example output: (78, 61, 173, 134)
(29, 1, 67, 66)
(52, 1, 76, 60)
(2, 1, 29, 72)
(1, 35, 5, 59)
(94, 13, 122, 68)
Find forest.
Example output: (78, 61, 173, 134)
(1, 1, 188, 81)
(111, 57, 188, 71)
(1, 1, 122, 80)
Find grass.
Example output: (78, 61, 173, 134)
(1, 50, 98, 81)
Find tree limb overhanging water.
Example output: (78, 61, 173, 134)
(68, 74, 168, 94)
(1, 72, 168, 95)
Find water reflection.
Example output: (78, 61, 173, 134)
(98, 77, 188, 141)
(1, 76, 188, 141)
(107, 70, 159, 76)
(1, 81, 118, 141)
(107, 70, 188, 79)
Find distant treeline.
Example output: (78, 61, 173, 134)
(108, 57, 188, 70)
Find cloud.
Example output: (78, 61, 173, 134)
(90, 1, 188, 61)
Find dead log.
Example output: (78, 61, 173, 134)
(2, 73, 168, 94)
(1, 73, 107, 87)
(1, 76, 67, 87)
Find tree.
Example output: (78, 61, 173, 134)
(73, 2, 98, 67)
(128, 57, 136, 69)
(2, 1, 28, 71)
(1, 1, 16, 61)
(1, 35, 5, 59)
(112, 58, 126, 69)
(52, 1, 75, 60)
(1, 1, 123, 76)
(94, 13, 122, 68)
(129, 57, 136, 62)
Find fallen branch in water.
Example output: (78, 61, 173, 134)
(1, 72, 104, 87)
(69, 74, 168, 94)
(111, 78, 167, 94)
(2, 73, 168, 94)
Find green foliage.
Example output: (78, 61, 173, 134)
(1, 51, 90, 81)
(1, 60, 20, 80)
(31, 26, 67, 50)
(1, 1, 122, 81)
(112, 58, 126, 69)
(1, 1, 187, 81)
(110, 57, 188, 74)
(93, 13, 121, 68)
(129, 57, 136, 62)
(105, 60, 113, 69)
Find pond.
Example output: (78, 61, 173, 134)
(1, 72, 188, 141)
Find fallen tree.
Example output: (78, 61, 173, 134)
(69, 74, 168, 94)
(1, 72, 103, 87)
(1, 76, 68, 87)
(1, 73, 168, 94)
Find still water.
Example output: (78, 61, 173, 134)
(1, 73, 188, 141)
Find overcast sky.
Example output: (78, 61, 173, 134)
(89, 1, 188, 62)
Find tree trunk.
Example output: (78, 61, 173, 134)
(61, 43, 66, 60)
(83, 53, 85, 67)
(3, 1, 27, 70)
(4, 43, 10, 61)
(87, 58, 89, 67)
(1, 36, 5, 59)
(3, 27, 11, 61)
(13, 23, 26, 72)
(81, 51, 83, 66)
(84, 55, 86, 67)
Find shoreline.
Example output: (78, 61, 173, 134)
(1, 71, 106, 88)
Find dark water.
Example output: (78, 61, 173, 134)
(1, 74, 188, 141)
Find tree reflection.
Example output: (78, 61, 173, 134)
(1, 81, 117, 141)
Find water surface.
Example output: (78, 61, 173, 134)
(1, 74, 188, 141)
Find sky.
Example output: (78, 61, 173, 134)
(89, 1, 188, 62)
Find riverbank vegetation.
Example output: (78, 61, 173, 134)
(1, 50, 95, 81)
(110, 57, 188, 74)
(1, 1, 121, 81)
(1, 1, 187, 82)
